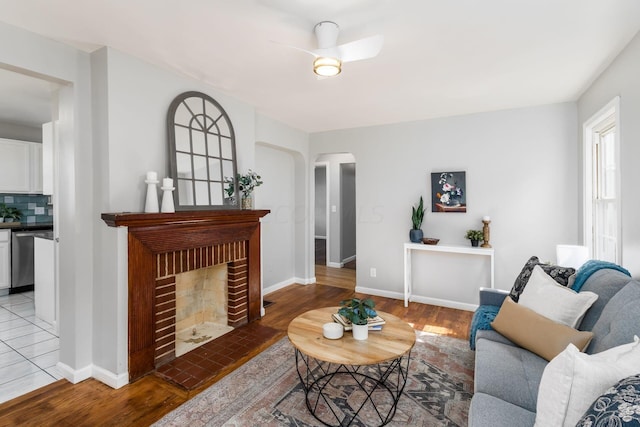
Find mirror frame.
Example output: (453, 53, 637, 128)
(167, 91, 239, 210)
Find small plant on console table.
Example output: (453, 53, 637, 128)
(465, 229, 484, 247)
(338, 298, 378, 340)
(410, 196, 425, 243)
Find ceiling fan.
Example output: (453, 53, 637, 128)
(294, 21, 384, 77)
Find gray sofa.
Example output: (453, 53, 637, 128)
(468, 268, 640, 426)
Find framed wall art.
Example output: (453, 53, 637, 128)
(431, 171, 467, 213)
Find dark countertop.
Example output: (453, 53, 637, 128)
(0, 222, 54, 231)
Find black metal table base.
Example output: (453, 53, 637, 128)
(294, 349, 411, 427)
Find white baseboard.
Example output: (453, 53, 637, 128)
(409, 295, 478, 312)
(354, 287, 477, 312)
(57, 361, 92, 384)
(263, 277, 296, 295)
(355, 286, 404, 300)
(315, 235, 327, 239)
(92, 364, 129, 389)
(57, 362, 129, 389)
(294, 276, 316, 285)
(327, 261, 344, 268)
(342, 255, 356, 264)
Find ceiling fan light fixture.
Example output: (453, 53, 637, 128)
(313, 56, 341, 77)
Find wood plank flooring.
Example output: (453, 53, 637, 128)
(0, 270, 473, 427)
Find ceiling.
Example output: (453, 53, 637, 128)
(0, 0, 639, 133)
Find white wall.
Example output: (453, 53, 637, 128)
(340, 163, 356, 261)
(578, 31, 640, 277)
(255, 114, 311, 284)
(310, 103, 579, 303)
(255, 144, 296, 289)
(314, 166, 327, 238)
(0, 121, 43, 142)
(0, 22, 95, 381)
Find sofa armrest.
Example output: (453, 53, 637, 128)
(479, 288, 510, 307)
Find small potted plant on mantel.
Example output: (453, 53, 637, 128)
(338, 298, 378, 340)
(410, 196, 425, 243)
(465, 229, 484, 247)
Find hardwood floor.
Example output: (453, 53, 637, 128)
(0, 274, 473, 427)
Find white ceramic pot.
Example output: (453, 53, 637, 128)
(352, 323, 368, 340)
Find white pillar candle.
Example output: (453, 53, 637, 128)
(482, 216, 491, 222)
(146, 171, 157, 182)
(163, 177, 173, 188)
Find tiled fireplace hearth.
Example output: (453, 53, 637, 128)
(102, 210, 269, 381)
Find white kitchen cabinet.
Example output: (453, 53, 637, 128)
(0, 138, 43, 193)
(41, 122, 54, 195)
(0, 230, 10, 289)
(34, 236, 55, 326)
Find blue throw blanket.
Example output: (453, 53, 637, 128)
(571, 260, 631, 292)
(469, 305, 501, 350)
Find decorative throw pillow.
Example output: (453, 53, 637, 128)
(534, 336, 640, 427)
(518, 265, 598, 328)
(576, 374, 640, 427)
(490, 298, 593, 361)
(509, 256, 576, 302)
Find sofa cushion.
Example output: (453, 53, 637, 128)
(475, 328, 517, 347)
(535, 337, 640, 427)
(576, 374, 640, 427)
(509, 256, 575, 302)
(588, 280, 640, 354)
(491, 298, 593, 361)
(474, 338, 547, 412)
(469, 393, 536, 427)
(577, 268, 634, 332)
(518, 265, 598, 328)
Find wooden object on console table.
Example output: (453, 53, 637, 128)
(101, 209, 269, 381)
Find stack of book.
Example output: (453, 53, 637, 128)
(332, 312, 386, 331)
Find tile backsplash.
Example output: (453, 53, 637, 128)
(0, 193, 53, 223)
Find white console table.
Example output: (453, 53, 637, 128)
(403, 242, 495, 308)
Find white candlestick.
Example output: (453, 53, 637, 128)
(482, 216, 491, 222)
(146, 171, 157, 182)
(144, 181, 159, 213)
(162, 177, 173, 188)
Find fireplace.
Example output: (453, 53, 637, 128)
(101, 210, 269, 381)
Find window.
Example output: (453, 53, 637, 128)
(583, 97, 621, 263)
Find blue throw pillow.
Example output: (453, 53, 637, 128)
(576, 374, 640, 426)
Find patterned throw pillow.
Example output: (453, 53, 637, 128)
(509, 256, 576, 302)
(576, 374, 640, 426)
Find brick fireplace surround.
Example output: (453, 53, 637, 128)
(102, 210, 269, 381)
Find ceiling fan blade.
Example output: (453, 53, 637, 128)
(336, 34, 384, 63)
(271, 40, 319, 58)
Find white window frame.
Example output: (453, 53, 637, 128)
(583, 96, 622, 263)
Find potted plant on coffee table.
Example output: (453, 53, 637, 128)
(410, 196, 425, 243)
(465, 229, 484, 247)
(338, 298, 378, 340)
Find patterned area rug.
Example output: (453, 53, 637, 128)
(153, 331, 474, 426)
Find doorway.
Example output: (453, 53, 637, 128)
(314, 153, 356, 290)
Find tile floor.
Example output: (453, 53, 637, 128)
(0, 291, 61, 404)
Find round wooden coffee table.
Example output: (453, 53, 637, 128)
(287, 307, 416, 427)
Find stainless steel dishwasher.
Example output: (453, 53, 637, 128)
(11, 231, 38, 292)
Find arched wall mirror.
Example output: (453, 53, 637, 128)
(167, 91, 239, 210)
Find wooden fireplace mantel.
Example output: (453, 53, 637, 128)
(101, 209, 270, 381)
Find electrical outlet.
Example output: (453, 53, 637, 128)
(370, 267, 376, 277)
(331, 205, 337, 213)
